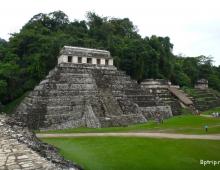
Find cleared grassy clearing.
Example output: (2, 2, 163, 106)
(42, 137, 220, 170)
(202, 107, 220, 115)
(38, 114, 220, 134)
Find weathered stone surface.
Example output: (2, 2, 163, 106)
(14, 47, 176, 130)
(139, 106, 172, 119)
(60, 46, 111, 59)
(190, 88, 220, 111)
(195, 79, 209, 90)
(0, 114, 81, 170)
(141, 79, 181, 116)
(15, 63, 148, 130)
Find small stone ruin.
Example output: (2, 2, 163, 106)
(15, 46, 173, 130)
(140, 79, 182, 116)
(194, 79, 209, 90)
(191, 79, 220, 111)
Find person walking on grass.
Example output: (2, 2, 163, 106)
(155, 112, 163, 124)
(204, 125, 208, 133)
(161, 114, 164, 124)
(155, 112, 160, 124)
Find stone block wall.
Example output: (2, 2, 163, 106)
(141, 79, 182, 116)
(0, 114, 81, 170)
(194, 79, 209, 90)
(14, 48, 175, 130)
(15, 63, 153, 130)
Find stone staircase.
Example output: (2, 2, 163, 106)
(156, 88, 181, 115)
(140, 80, 181, 116)
(92, 70, 172, 120)
(189, 88, 220, 111)
(83, 104, 101, 128)
(15, 64, 151, 130)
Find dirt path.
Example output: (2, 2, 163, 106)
(200, 114, 213, 118)
(36, 132, 220, 140)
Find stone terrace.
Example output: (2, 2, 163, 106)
(190, 88, 220, 111)
(0, 114, 80, 170)
(15, 47, 173, 130)
(0, 137, 56, 170)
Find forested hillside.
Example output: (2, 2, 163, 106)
(0, 11, 220, 105)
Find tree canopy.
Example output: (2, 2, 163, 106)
(0, 11, 220, 105)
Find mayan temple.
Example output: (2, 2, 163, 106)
(15, 46, 172, 130)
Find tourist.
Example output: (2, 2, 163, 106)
(204, 125, 208, 132)
(160, 114, 164, 124)
(155, 112, 163, 124)
(212, 112, 216, 117)
(155, 112, 160, 124)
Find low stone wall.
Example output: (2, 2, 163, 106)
(139, 106, 173, 120)
(0, 114, 81, 170)
(140, 79, 181, 116)
(15, 64, 148, 130)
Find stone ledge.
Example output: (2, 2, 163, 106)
(0, 114, 82, 170)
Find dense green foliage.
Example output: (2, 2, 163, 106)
(0, 11, 220, 106)
(38, 114, 220, 134)
(2, 91, 29, 114)
(43, 137, 220, 170)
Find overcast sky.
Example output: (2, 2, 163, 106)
(1, 0, 220, 66)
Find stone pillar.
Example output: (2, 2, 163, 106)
(100, 58, 105, 65)
(63, 55, 68, 63)
(72, 56, 78, 63)
(58, 56, 61, 64)
(92, 58, 97, 65)
(109, 59, 113, 66)
(82, 57, 87, 64)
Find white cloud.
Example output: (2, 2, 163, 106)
(0, 0, 219, 65)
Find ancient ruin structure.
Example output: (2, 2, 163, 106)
(138, 78, 220, 113)
(58, 46, 114, 66)
(140, 79, 199, 114)
(195, 79, 209, 90)
(188, 79, 220, 111)
(140, 79, 181, 115)
(15, 46, 173, 130)
(0, 114, 80, 170)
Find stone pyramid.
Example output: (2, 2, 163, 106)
(15, 46, 172, 130)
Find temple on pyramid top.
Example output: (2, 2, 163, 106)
(14, 45, 174, 130)
(58, 46, 114, 66)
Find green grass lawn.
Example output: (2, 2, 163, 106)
(202, 107, 220, 115)
(182, 86, 197, 97)
(38, 114, 220, 134)
(42, 137, 220, 170)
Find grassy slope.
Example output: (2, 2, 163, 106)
(43, 137, 220, 170)
(38, 114, 220, 134)
(182, 86, 197, 97)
